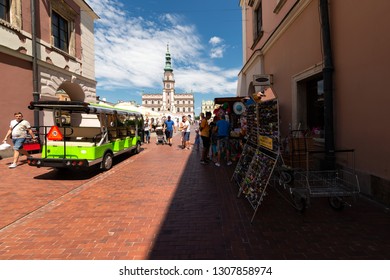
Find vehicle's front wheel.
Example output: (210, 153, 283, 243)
(101, 152, 113, 171)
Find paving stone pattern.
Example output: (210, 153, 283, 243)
(0, 130, 389, 260)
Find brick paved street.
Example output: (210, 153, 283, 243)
(0, 130, 389, 260)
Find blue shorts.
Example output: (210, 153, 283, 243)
(165, 129, 173, 138)
(12, 138, 26, 151)
(217, 136, 229, 152)
(183, 131, 190, 141)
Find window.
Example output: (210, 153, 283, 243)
(52, 10, 69, 52)
(0, 0, 9, 21)
(254, 1, 263, 40)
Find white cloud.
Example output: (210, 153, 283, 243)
(86, 0, 238, 98)
(210, 47, 225, 58)
(208, 36, 226, 59)
(209, 36, 222, 46)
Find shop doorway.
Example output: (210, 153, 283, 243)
(295, 73, 324, 138)
(306, 76, 324, 135)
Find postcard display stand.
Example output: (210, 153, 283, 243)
(232, 99, 280, 222)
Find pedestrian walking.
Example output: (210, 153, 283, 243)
(150, 117, 155, 132)
(2, 112, 37, 168)
(144, 118, 151, 143)
(209, 115, 219, 162)
(164, 115, 176, 146)
(182, 115, 191, 149)
(199, 112, 205, 130)
(200, 111, 211, 164)
(215, 114, 232, 167)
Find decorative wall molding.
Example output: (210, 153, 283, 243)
(274, 0, 287, 14)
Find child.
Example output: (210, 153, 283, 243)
(194, 128, 200, 151)
(209, 116, 219, 162)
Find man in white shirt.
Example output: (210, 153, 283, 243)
(182, 115, 191, 149)
(2, 112, 37, 168)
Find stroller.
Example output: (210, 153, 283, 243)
(155, 126, 166, 145)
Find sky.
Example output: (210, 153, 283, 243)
(85, 0, 243, 116)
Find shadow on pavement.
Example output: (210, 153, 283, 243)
(148, 141, 390, 260)
(32, 149, 145, 180)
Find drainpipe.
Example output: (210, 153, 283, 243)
(319, 0, 335, 167)
(31, 0, 40, 127)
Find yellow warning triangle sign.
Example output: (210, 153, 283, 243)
(47, 126, 64, 141)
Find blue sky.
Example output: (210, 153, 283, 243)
(85, 0, 242, 115)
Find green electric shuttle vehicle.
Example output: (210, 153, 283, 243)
(27, 101, 143, 171)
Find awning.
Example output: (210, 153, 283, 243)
(214, 97, 245, 105)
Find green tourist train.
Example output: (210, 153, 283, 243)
(27, 101, 143, 171)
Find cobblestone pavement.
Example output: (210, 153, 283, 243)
(0, 130, 389, 260)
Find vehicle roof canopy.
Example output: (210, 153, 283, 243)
(29, 101, 142, 117)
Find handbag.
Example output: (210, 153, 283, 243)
(0, 142, 11, 150)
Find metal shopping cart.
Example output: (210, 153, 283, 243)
(288, 149, 360, 212)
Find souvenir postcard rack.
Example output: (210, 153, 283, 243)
(232, 90, 281, 222)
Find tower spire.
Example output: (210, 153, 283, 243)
(164, 43, 173, 71)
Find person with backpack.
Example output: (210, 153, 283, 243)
(2, 112, 37, 168)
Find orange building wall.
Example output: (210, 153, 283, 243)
(240, 0, 390, 203)
(21, 0, 32, 34)
(0, 54, 34, 135)
(263, 1, 323, 136)
(330, 0, 390, 181)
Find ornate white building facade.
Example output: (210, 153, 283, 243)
(201, 100, 215, 115)
(142, 46, 194, 120)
